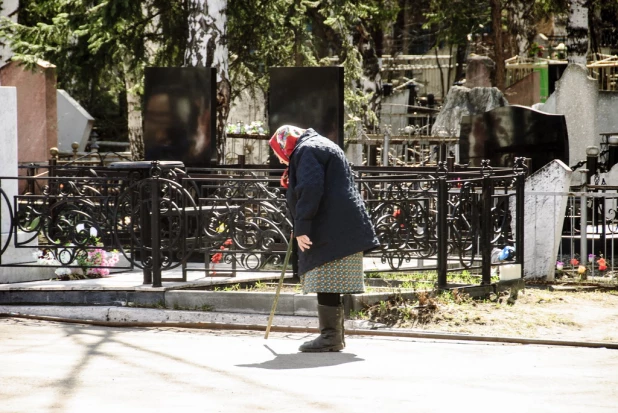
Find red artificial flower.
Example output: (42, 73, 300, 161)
(211, 252, 223, 263)
(223, 238, 233, 246)
(393, 209, 401, 217)
(597, 258, 607, 271)
(570, 258, 579, 266)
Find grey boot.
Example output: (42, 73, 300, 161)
(299, 304, 344, 352)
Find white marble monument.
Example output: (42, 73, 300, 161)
(0, 87, 52, 283)
(520, 160, 573, 280)
(554, 64, 598, 166)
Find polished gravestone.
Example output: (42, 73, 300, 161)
(143, 67, 217, 167)
(459, 105, 569, 173)
(268, 67, 344, 148)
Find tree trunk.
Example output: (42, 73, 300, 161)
(507, 1, 535, 57)
(567, 0, 589, 66)
(446, 43, 453, 96)
(124, 60, 144, 161)
(435, 47, 445, 100)
(455, 44, 467, 82)
(489, 0, 505, 90)
(185, 0, 230, 164)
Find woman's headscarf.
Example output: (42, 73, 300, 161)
(269, 125, 306, 188)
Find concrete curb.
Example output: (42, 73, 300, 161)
(2, 305, 617, 350)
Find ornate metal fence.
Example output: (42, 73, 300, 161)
(1, 160, 526, 288)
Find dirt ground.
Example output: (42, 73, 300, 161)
(213, 279, 618, 343)
(359, 285, 618, 343)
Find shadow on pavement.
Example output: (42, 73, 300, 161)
(236, 345, 364, 370)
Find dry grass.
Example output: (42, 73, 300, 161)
(357, 287, 618, 343)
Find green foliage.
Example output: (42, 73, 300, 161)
(0, 0, 186, 142)
(1, 0, 398, 144)
(227, 0, 398, 140)
(424, 0, 491, 46)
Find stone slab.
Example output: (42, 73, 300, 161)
(0, 1, 18, 68)
(0, 231, 41, 264)
(165, 290, 296, 315)
(465, 55, 494, 88)
(293, 294, 318, 316)
(0, 61, 58, 164)
(554, 64, 598, 166)
(0, 86, 18, 230)
(56, 89, 94, 152)
(597, 91, 618, 137)
(504, 71, 540, 107)
(432, 86, 508, 138)
(0, 266, 56, 284)
(519, 160, 573, 280)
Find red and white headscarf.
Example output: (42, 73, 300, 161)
(269, 125, 306, 188)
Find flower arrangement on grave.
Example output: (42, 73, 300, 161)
(210, 238, 233, 275)
(34, 224, 119, 280)
(597, 257, 608, 272)
(226, 121, 267, 135)
(528, 42, 544, 58)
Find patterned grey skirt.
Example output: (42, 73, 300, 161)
(301, 252, 365, 294)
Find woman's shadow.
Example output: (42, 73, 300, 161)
(236, 345, 364, 370)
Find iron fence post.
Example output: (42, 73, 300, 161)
(382, 130, 390, 167)
(481, 161, 493, 285)
(514, 158, 526, 277)
(150, 163, 162, 287)
(580, 169, 588, 266)
(140, 178, 153, 285)
(437, 162, 448, 289)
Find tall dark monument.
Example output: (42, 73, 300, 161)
(143, 67, 217, 167)
(459, 105, 569, 173)
(269, 67, 344, 148)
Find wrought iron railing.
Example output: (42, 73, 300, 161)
(1, 159, 526, 288)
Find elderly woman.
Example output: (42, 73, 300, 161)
(269, 125, 379, 352)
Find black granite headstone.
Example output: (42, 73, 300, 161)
(143, 67, 217, 167)
(459, 105, 569, 173)
(269, 67, 344, 147)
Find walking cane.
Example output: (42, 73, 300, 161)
(265, 232, 294, 339)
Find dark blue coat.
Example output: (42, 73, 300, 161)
(287, 129, 379, 275)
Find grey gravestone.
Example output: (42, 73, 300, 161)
(459, 105, 569, 173)
(432, 86, 508, 138)
(516, 160, 573, 280)
(380, 88, 410, 133)
(57, 90, 94, 152)
(597, 92, 618, 138)
(532, 92, 557, 114)
(465, 55, 494, 88)
(554, 64, 598, 166)
(598, 163, 618, 223)
(143, 67, 217, 167)
(0, 0, 18, 68)
(344, 143, 363, 166)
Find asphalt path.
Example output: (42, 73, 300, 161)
(1, 318, 617, 413)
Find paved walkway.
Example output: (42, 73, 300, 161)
(1, 317, 617, 413)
